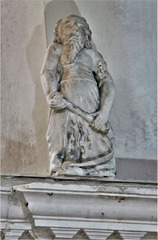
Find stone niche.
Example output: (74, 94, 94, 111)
(1, 1, 157, 240)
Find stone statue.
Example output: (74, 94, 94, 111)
(41, 15, 116, 177)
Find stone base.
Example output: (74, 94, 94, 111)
(54, 156, 116, 177)
(1, 175, 157, 239)
(63, 167, 116, 177)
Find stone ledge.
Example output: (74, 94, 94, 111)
(1, 175, 157, 239)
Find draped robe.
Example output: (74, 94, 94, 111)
(45, 48, 115, 173)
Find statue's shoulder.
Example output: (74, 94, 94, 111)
(84, 49, 106, 70)
(84, 48, 104, 62)
(47, 43, 62, 56)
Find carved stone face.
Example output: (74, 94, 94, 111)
(60, 21, 86, 46)
(55, 15, 92, 48)
(54, 15, 92, 65)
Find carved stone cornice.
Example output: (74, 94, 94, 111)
(1, 175, 157, 239)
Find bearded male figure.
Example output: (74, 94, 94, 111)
(41, 15, 116, 177)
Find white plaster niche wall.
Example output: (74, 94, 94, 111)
(1, 2, 157, 237)
(44, 0, 157, 162)
(1, 0, 49, 175)
(1, 0, 156, 179)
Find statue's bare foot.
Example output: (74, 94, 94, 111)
(50, 158, 62, 176)
(50, 168, 63, 176)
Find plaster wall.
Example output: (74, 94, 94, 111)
(1, 0, 49, 175)
(1, 0, 156, 176)
(44, 0, 157, 160)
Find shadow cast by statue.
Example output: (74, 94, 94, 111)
(44, 0, 96, 49)
(26, 20, 49, 175)
(45, 0, 81, 46)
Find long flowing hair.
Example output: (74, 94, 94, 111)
(53, 15, 92, 65)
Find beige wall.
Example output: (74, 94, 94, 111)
(1, 0, 49, 175)
(1, 0, 156, 176)
(45, 0, 157, 160)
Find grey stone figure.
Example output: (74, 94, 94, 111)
(41, 15, 116, 177)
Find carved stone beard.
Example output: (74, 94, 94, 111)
(60, 37, 85, 66)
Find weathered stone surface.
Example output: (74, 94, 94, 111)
(1, 175, 157, 239)
(1, 1, 156, 176)
(41, 15, 116, 177)
(1, 0, 49, 175)
(44, 0, 157, 162)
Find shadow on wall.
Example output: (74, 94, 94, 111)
(45, 0, 81, 46)
(26, 20, 49, 175)
(45, 0, 96, 51)
(25, 1, 81, 175)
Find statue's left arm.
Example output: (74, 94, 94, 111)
(40, 43, 67, 110)
(92, 51, 115, 132)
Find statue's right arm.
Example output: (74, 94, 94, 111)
(40, 43, 62, 104)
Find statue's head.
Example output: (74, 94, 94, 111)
(53, 15, 92, 49)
